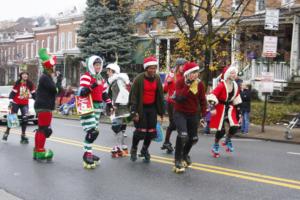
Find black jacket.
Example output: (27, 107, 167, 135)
(34, 73, 57, 111)
(240, 89, 251, 113)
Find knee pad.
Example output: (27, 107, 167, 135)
(85, 129, 99, 143)
(191, 136, 199, 145)
(21, 115, 29, 124)
(111, 124, 122, 134)
(133, 129, 146, 140)
(178, 131, 188, 143)
(39, 126, 53, 138)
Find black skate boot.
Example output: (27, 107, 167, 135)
(161, 142, 174, 154)
(2, 132, 9, 142)
(83, 152, 96, 169)
(20, 135, 29, 144)
(93, 155, 100, 165)
(139, 147, 151, 163)
(172, 160, 185, 173)
(130, 148, 137, 162)
(182, 154, 192, 168)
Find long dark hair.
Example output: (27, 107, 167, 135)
(15, 72, 34, 91)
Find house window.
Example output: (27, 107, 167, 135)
(53, 36, 57, 52)
(67, 32, 73, 49)
(256, 0, 265, 13)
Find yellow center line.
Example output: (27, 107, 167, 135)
(2, 128, 300, 190)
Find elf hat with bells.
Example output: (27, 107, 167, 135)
(38, 48, 57, 70)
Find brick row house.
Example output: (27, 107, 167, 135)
(0, 13, 83, 86)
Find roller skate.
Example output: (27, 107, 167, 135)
(211, 143, 220, 158)
(2, 132, 9, 142)
(139, 148, 151, 163)
(182, 155, 192, 168)
(120, 145, 128, 156)
(20, 135, 29, 144)
(161, 142, 174, 154)
(172, 160, 185, 173)
(93, 154, 100, 165)
(83, 152, 96, 169)
(111, 146, 119, 158)
(222, 138, 234, 153)
(130, 148, 137, 162)
(33, 148, 54, 161)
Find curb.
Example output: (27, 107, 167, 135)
(53, 116, 300, 144)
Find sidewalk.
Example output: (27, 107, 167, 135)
(53, 114, 300, 145)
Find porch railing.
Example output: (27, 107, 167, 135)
(243, 60, 291, 82)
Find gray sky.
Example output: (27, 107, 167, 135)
(0, 0, 86, 21)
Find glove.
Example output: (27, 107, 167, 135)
(91, 82, 98, 89)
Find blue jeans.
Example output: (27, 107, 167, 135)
(241, 112, 249, 133)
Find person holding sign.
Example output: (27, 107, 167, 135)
(78, 55, 112, 169)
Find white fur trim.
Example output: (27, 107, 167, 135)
(223, 66, 238, 80)
(183, 66, 199, 76)
(207, 94, 219, 105)
(233, 94, 242, 105)
(144, 61, 158, 69)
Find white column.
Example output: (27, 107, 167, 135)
(155, 38, 160, 70)
(166, 38, 170, 72)
(290, 15, 300, 76)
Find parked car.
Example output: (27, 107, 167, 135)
(0, 86, 37, 125)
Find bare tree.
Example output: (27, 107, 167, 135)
(149, 0, 252, 83)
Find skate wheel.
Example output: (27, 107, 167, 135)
(167, 150, 173, 154)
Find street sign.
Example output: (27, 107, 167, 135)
(262, 36, 278, 58)
(260, 72, 274, 93)
(265, 9, 279, 30)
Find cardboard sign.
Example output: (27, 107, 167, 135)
(260, 72, 274, 93)
(75, 95, 94, 116)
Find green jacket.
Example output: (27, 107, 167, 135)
(129, 72, 164, 120)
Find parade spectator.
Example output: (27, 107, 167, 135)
(129, 56, 164, 163)
(240, 82, 251, 134)
(58, 94, 75, 115)
(58, 85, 74, 106)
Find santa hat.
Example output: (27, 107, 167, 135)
(143, 56, 158, 69)
(222, 65, 238, 80)
(38, 48, 56, 70)
(106, 63, 120, 74)
(183, 62, 199, 76)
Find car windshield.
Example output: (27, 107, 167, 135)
(0, 86, 12, 97)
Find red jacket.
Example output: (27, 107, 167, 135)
(163, 72, 183, 104)
(174, 78, 206, 116)
(207, 80, 242, 131)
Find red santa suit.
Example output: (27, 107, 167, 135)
(207, 67, 242, 131)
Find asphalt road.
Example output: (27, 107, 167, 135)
(0, 118, 300, 200)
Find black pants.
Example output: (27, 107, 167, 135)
(131, 105, 157, 151)
(164, 102, 176, 143)
(6, 103, 29, 135)
(173, 111, 199, 161)
(215, 118, 239, 142)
